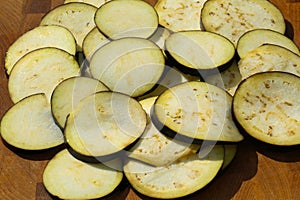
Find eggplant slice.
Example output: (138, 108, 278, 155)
(51, 76, 109, 128)
(152, 81, 243, 143)
(237, 29, 300, 58)
(128, 96, 200, 167)
(124, 145, 224, 199)
(89, 37, 165, 97)
(64, 91, 146, 160)
(233, 72, 300, 146)
(64, 0, 111, 7)
(94, 0, 158, 40)
(165, 31, 235, 76)
(40, 2, 97, 51)
(43, 149, 123, 199)
(154, 0, 208, 32)
(5, 25, 76, 75)
(238, 44, 300, 80)
(8, 47, 80, 103)
(0, 94, 64, 150)
(201, 0, 286, 46)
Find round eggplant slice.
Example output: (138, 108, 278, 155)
(5, 25, 76, 75)
(64, 0, 111, 7)
(233, 72, 300, 146)
(64, 91, 147, 160)
(237, 29, 300, 58)
(51, 76, 109, 128)
(40, 2, 97, 51)
(128, 96, 200, 167)
(94, 0, 158, 40)
(43, 149, 123, 199)
(154, 0, 207, 32)
(124, 145, 224, 199)
(153, 81, 243, 142)
(89, 37, 165, 97)
(238, 44, 300, 80)
(8, 47, 80, 103)
(165, 31, 235, 76)
(82, 27, 110, 62)
(201, 0, 286, 46)
(0, 94, 64, 150)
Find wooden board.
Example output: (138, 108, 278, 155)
(0, 0, 300, 199)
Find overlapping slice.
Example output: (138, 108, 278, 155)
(5, 25, 76, 75)
(94, 0, 158, 40)
(0, 94, 64, 150)
(51, 76, 109, 128)
(89, 37, 165, 97)
(40, 2, 97, 51)
(238, 44, 300, 80)
(201, 0, 286, 46)
(233, 71, 300, 146)
(128, 96, 200, 166)
(152, 81, 243, 142)
(8, 47, 80, 103)
(64, 91, 146, 160)
(165, 30, 235, 76)
(124, 145, 224, 199)
(43, 149, 123, 199)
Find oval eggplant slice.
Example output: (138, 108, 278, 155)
(128, 96, 200, 166)
(233, 72, 300, 146)
(82, 27, 110, 62)
(40, 2, 97, 51)
(0, 94, 63, 150)
(64, 91, 146, 160)
(43, 149, 123, 199)
(64, 0, 111, 7)
(238, 44, 300, 80)
(124, 145, 224, 199)
(89, 37, 165, 97)
(8, 47, 80, 103)
(51, 76, 109, 129)
(5, 25, 76, 75)
(94, 0, 158, 40)
(201, 0, 286, 46)
(153, 81, 243, 143)
(165, 31, 235, 76)
(237, 29, 300, 58)
(154, 0, 207, 32)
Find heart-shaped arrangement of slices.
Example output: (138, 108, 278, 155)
(1, 0, 300, 199)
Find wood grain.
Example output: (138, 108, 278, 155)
(0, 0, 300, 200)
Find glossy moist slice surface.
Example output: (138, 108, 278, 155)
(233, 72, 300, 146)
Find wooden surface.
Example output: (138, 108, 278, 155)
(0, 0, 300, 199)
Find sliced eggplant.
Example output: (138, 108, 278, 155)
(43, 149, 123, 199)
(205, 59, 242, 96)
(128, 96, 200, 166)
(8, 47, 80, 103)
(0, 94, 64, 150)
(238, 44, 300, 80)
(148, 26, 171, 52)
(94, 0, 158, 40)
(64, 91, 146, 160)
(89, 37, 165, 97)
(82, 27, 110, 62)
(124, 145, 224, 199)
(51, 76, 109, 129)
(5, 25, 76, 75)
(201, 0, 286, 46)
(233, 72, 300, 146)
(165, 31, 235, 76)
(152, 81, 243, 142)
(237, 29, 300, 58)
(64, 0, 111, 7)
(154, 0, 208, 32)
(40, 2, 97, 51)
